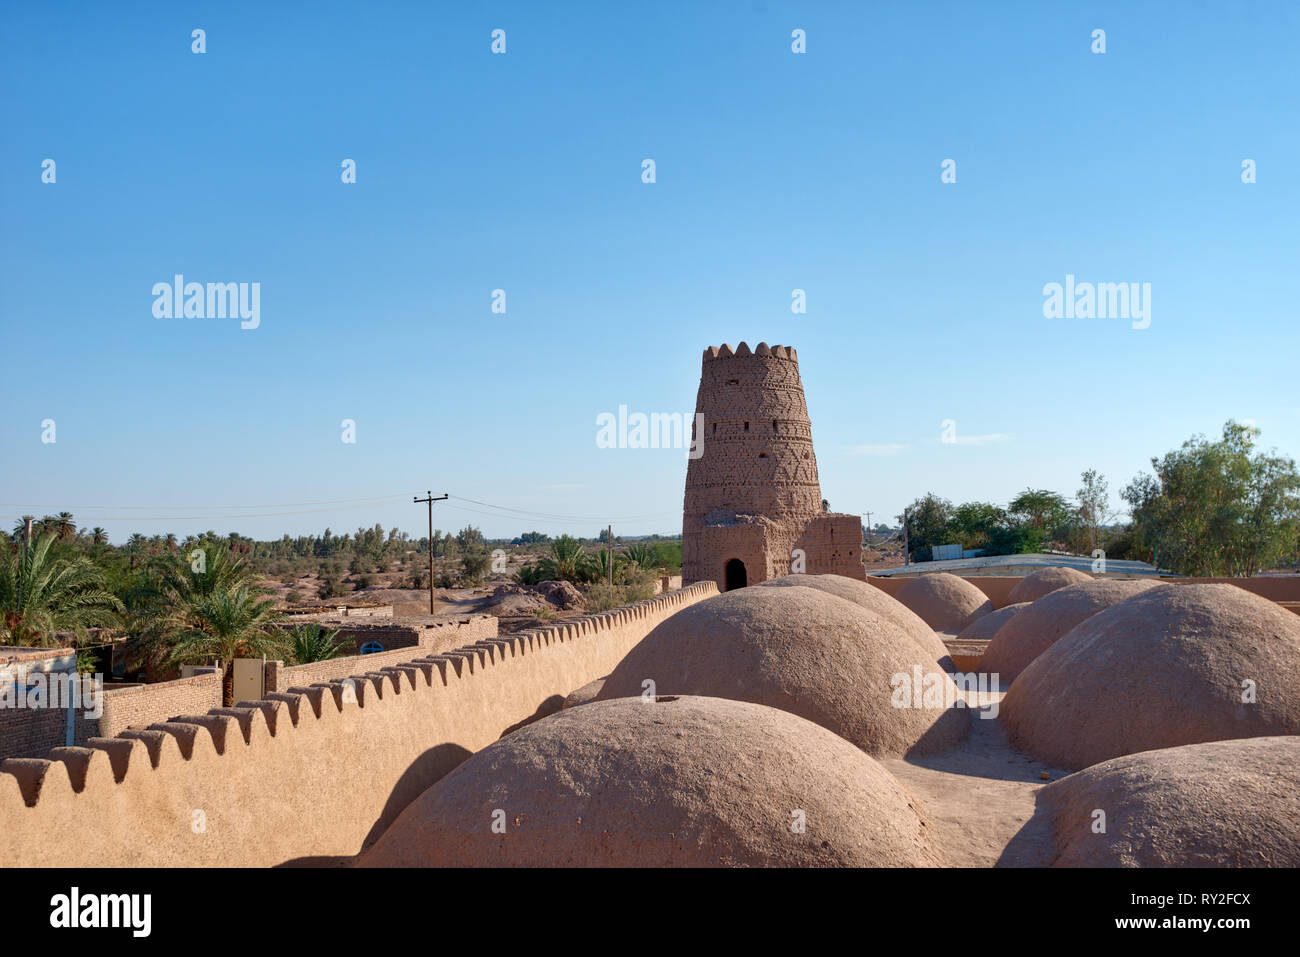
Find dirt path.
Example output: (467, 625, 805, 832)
(881, 695, 1066, 867)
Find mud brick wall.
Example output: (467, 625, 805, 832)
(0, 584, 717, 868)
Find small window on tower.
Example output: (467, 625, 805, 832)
(759, 452, 768, 459)
(743, 422, 750, 431)
(773, 420, 778, 431)
(727, 378, 739, 385)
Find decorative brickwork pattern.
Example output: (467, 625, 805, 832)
(683, 343, 865, 588)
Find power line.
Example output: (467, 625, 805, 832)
(4, 492, 679, 526)
(38, 502, 411, 521)
(447, 494, 672, 523)
(441, 503, 677, 528)
(0, 494, 409, 511)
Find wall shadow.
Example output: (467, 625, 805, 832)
(499, 694, 566, 738)
(275, 741, 473, 868)
(997, 789, 1059, 867)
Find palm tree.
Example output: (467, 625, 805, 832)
(588, 546, 624, 584)
(0, 531, 124, 647)
(625, 543, 656, 568)
(125, 533, 147, 568)
(536, 535, 595, 582)
(285, 622, 348, 664)
(128, 546, 266, 683)
(55, 512, 76, 541)
(159, 585, 286, 705)
(91, 528, 109, 546)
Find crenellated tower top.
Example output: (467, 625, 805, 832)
(702, 342, 798, 363)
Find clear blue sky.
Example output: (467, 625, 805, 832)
(2, 1, 1297, 542)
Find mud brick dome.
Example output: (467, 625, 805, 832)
(682, 342, 865, 590)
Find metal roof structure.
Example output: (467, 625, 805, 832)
(870, 552, 1173, 578)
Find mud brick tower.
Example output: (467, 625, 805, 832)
(682, 342, 866, 590)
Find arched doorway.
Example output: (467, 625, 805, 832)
(724, 558, 748, 591)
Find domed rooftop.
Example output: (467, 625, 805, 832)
(1007, 566, 1092, 604)
(596, 585, 970, 757)
(982, 579, 1165, 683)
(358, 695, 945, 867)
(757, 573, 951, 665)
(955, 602, 1029, 641)
(1040, 737, 1300, 866)
(894, 573, 993, 633)
(1002, 584, 1300, 769)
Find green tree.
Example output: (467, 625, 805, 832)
(285, 622, 348, 665)
(461, 547, 492, 585)
(1123, 421, 1300, 576)
(983, 523, 1047, 556)
(0, 532, 124, 647)
(588, 547, 625, 583)
(625, 543, 656, 568)
(161, 586, 286, 705)
(899, 493, 953, 562)
(1075, 469, 1113, 553)
(649, 540, 682, 571)
(514, 563, 547, 586)
(536, 535, 596, 583)
(129, 546, 267, 681)
(456, 525, 485, 551)
(948, 502, 1006, 551)
(1007, 489, 1073, 535)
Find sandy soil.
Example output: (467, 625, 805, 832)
(880, 690, 1067, 867)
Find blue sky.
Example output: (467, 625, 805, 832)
(2, 1, 1297, 542)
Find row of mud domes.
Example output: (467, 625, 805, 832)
(361, 570, 1300, 867)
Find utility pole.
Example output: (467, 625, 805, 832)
(864, 511, 873, 549)
(607, 524, 613, 585)
(413, 492, 448, 615)
(903, 507, 910, 566)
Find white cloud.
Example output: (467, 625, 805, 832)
(950, 433, 1012, 446)
(848, 443, 908, 456)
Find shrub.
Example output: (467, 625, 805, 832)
(649, 540, 682, 571)
(461, 548, 491, 586)
(317, 575, 348, 599)
(515, 563, 547, 586)
(584, 580, 653, 612)
(584, 582, 626, 612)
